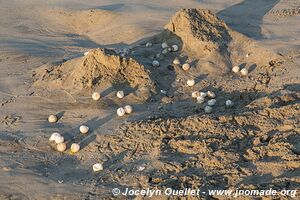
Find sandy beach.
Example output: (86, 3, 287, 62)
(0, 0, 299, 199)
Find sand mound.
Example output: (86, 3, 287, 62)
(164, 8, 231, 57)
(33, 48, 156, 97)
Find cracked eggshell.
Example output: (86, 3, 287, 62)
(192, 91, 200, 98)
(207, 99, 216, 106)
(92, 92, 101, 101)
(55, 136, 64, 144)
(152, 60, 160, 67)
(49, 132, 61, 142)
(93, 163, 103, 172)
(182, 63, 190, 71)
(116, 91, 125, 99)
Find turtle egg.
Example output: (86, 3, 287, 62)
(124, 105, 133, 114)
(92, 92, 100, 101)
(84, 51, 89, 56)
(204, 106, 213, 113)
(182, 63, 190, 71)
(79, 125, 89, 134)
(48, 115, 58, 123)
(49, 132, 61, 142)
(207, 91, 216, 98)
(225, 100, 234, 107)
(173, 58, 181, 65)
(172, 44, 179, 52)
(192, 91, 200, 98)
(161, 42, 168, 49)
(70, 143, 80, 153)
(197, 96, 205, 104)
(152, 60, 160, 67)
(117, 107, 125, 117)
(162, 49, 168, 54)
(232, 66, 240, 73)
(207, 99, 216, 106)
(240, 68, 248, 76)
(187, 79, 195, 87)
(93, 163, 103, 172)
(200, 92, 207, 98)
(57, 143, 66, 152)
(116, 90, 125, 99)
(55, 136, 64, 144)
(145, 42, 152, 47)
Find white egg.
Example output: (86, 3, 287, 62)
(204, 106, 213, 113)
(172, 45, 179, 52)
(117, 107, 125, 117)
(200, 92, 207, 98)
(187, 79, 195, 87)
(182, 63, 190, 71)
(84, 51, 89, 56)
(49, 132, 61, 142)
(192, 91, 200, 98)
(240, 68, 248, 76)
(55, 136, 64, 144)
(161, 42, 168, 49)
(116, 91, 125, 99)
(197, 96, 205, 104)
(152, 60, 160, 67)
(92, 92, 100, 101)
(79, 125, 89, 134)
(93, 163, 103, 172)
(207, 91, 216, 98)
(57, 143, 66, 152)
(48, 115, 58, 123)
(225, 100, 233, 107)
(71, 143, 80, 153)
(232, 65, 240, 73)
(124, 105, 133, 114)
(207, 99, 216, 106)
(173, 58, 181, 65)
(145, 42, 152, 47)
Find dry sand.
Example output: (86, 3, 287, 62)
(0, 0, 299, 199)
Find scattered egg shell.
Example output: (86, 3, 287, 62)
(204, 106, 213, 113)
(160, 90, 167, 95)
(161, 42, 168, 49)
(117, 107, 125, 117)
(116, 91, 125, 99)
(49, 132, 61, 142)
(137, 166, 145, 171)
(207, 99, 216, 106)
(48, 115, 58, 123)
(124, 105, 133, 114)
(232, 65, 240, 73)
(207, 91, 216, 98)
(57, 143, 66, 152)
(240, 68, 248, 76)
(55, 136, 64, 144)
(145, 42, 152, 47)
(84, 51, 89, 56)
(200, 92, 207, 98)
(70, 143, 80, 153)
(93, 163, 103, 172)
(162, 49, 168, 54)
(197, 96, 205, 104)
(225, 100, 233, 107)
(167, 47, 172, 52)
(187, 79, 195, 87)
(79, 125, 89, 134)
(182, 63, 190, 71)
(173, 58, 181, 65)
(192, 91, 200, 98)
(92, 92, 100, 101)
(152, 60, 160, 67)
(172, 44, 179, 52)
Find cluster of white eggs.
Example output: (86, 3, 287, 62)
(150, 42, 180, 67)
(48, 122, 90, 153)
(191, 90, 233, 113)
(173, 58, 190, 72)
(232, 65, 248, 76)
(117, 105, 133, 117)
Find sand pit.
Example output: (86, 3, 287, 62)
(0, 1, 299, 199)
